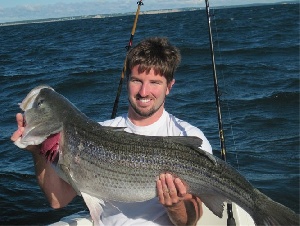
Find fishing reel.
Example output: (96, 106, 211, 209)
(137, 0, 144, 6)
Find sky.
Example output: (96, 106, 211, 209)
(0, 0, 288, 23)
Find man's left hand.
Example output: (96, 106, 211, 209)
(156, 173, 187, 207)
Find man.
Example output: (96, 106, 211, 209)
(11, 37, 212, 226)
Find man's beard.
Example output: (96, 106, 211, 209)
(128, 97, 165, 118)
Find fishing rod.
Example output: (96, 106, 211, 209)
(111, 0, 144, 119)
(205, 0, 226, 162)
(204, 1, 236, 225)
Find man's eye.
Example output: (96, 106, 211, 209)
(132, 79, 141, 83)
(151, 81, 160, 85)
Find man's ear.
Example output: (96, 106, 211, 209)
(166, 79, 175, 95)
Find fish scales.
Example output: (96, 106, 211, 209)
(15, 86, 299, 226)
(63, 114, 256, 209)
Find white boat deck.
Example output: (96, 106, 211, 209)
(50, 203, 255, 226)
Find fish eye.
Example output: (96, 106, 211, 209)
(37, 99, 44, 107)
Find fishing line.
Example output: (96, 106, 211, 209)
(211, 7, 240, 170)
(204, 1, 237, 225)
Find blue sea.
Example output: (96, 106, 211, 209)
(0, 2, 299, 225)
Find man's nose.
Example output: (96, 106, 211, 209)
(138, 83, 150, 97)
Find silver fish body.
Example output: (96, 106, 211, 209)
(15, 86, 299, 226)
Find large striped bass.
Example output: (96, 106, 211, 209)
(14, 85, 298, 226)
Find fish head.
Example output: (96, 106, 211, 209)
(14, 85, 64, 149)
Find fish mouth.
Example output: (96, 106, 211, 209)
(14, 124, 49, 149)
(15, 115, 51, 148)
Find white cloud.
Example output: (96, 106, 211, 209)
(22, 4, 42, 12)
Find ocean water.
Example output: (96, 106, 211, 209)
(0, 2, 299, 225)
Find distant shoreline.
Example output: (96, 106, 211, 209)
(1, 1, 298, 27)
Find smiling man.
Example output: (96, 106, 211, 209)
(99, 37, 213, 225)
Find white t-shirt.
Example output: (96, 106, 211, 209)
(99, 110, 212, 225)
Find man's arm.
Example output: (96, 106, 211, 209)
(11, 113, 77, 208)
(157, 173, 203, 226)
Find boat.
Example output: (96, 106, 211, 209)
(50, 203, 255, 225)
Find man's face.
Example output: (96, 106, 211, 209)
(127, 65, 174, 119)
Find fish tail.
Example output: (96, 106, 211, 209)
(253, 189, 299, 225)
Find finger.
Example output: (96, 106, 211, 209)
(160, 174, 169, 196)
(160, 174, 173, 206)
(174, 177, 187, 197)
(164, 173, 182, 206)
(11, 113, 25, 142)
(156, 178, 165, 204)
(16, 113, 24, 127)
(165, 173, 178, 199)
(11, 127, 24, 142)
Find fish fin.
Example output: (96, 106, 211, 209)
(252, 189, 299, 225)
(169, 136, 217, 165)
(168, 136, 203, 148)
(81, 192, 105, 226)
(200, 195, 225, 218)
(101, 125, 126, 132)
(112, 127, 127, 132)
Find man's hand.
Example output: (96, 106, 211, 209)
(157, 173, 202, 226)
(156, 173, 186, 207)
(11, 113, 39, 152)
(11, 113, 25, 142)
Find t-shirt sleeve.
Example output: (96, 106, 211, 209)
(182, 125, 213, 154)
(99, 119, 112, 126)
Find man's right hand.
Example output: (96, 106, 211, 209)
(11, 113, 25, 141)
(11, 113, 39, 152)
